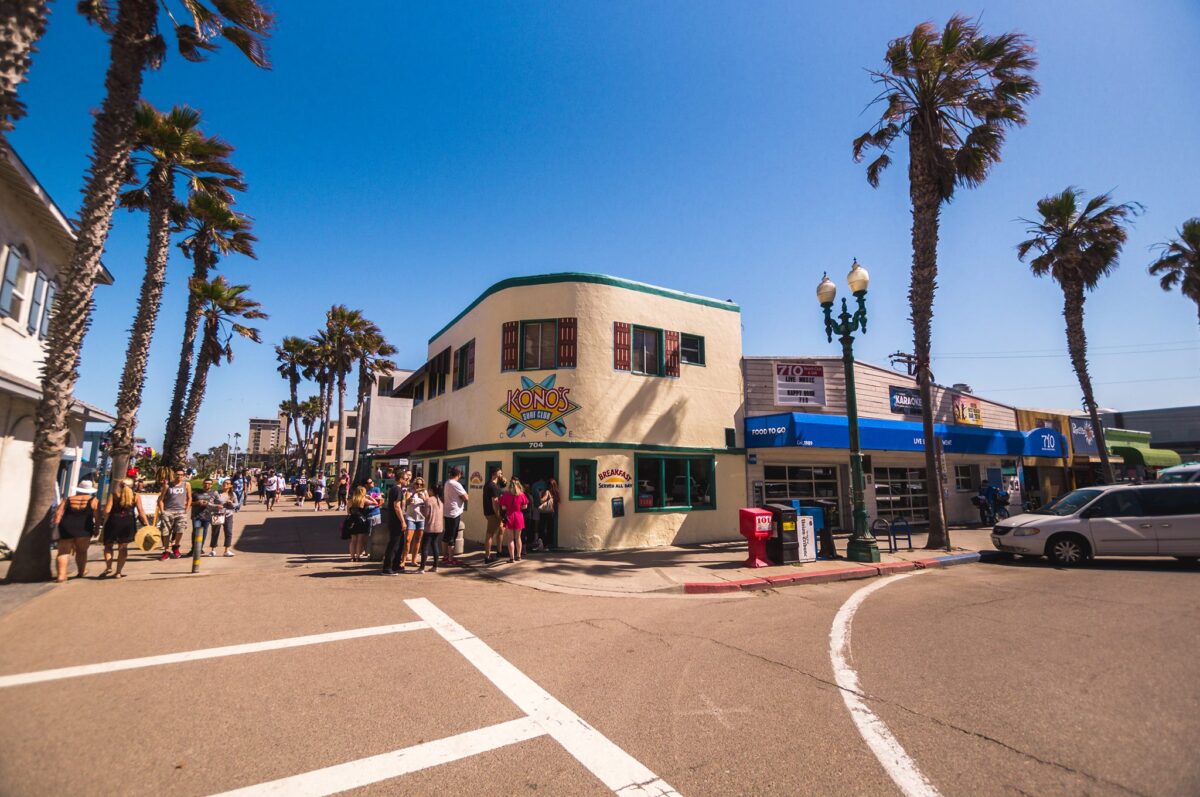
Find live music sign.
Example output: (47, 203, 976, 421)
(774, 362, 826, 407)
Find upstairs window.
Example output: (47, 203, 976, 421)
(502, 318, 576, 372)
(632, 326, 662, 376)
(0, 246, 26, 321)
(375, 376, 394, 396)
(453, 339, 476, 389)
(521, 320, 558, 370)
(680, 333, 705, 365)
(26, 272, 47, 335)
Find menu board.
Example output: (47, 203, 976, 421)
(774, 362, 826, 407)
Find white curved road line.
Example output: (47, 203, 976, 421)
(830, 572, 942, 797)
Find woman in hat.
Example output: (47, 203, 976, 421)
(100, 478, 149, 578)
(52, 480, 100, 582)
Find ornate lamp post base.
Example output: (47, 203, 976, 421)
(846, 537, 881, 563)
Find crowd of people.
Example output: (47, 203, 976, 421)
(48, 461, 560, 582)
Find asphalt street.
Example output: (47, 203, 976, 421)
(0, 502, 1197, 796)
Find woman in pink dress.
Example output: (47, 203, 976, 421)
(498, 478, 529, 563)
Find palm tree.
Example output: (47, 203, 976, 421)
(277, 398, 295, 466)
(12, 0, 272, 582)
(162, 193, 256, 467)
(347, 324, 398, 483)
(322, 306, 371, 478)
(1148, 218, 1200, 328)
(275, 336, 312, 466)
(171, 276, 266, 461)
(852, 15, 1038, 548)
(301, 331, 333, 474)
(299, 395, 321, 453)
(1018, 187, 1141, 485)
(108, 102, 243, 484)
(0, 0, 50, 131)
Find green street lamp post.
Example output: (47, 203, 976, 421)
(818, 260, 881, 564)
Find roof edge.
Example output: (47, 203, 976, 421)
(429, 272, 740, 344)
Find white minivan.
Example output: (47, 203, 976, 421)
(991, 483, 1200, 565)
(1158, 463, 1200, 483)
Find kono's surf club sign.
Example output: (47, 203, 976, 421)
(499, 375, 581, 437)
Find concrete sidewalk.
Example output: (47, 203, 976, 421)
(458, 527, 995, 597)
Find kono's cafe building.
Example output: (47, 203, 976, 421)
(742, 356, 1067, 529)
(387, 273, 746, 550)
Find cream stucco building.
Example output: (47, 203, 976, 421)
(0, 142, 115, 551)
(391, 273, 745, 550)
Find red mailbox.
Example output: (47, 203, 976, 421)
(739, 507, 773, 568)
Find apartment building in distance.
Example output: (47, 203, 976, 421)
(247, 416, 286, 456)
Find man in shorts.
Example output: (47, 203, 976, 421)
(264, 470, 280, 511)
(442, 467, 469, 564)
(156, 467, 192, 560)
(482, 466, 506, 564)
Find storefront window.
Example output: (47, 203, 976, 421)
(954, 465, 975, 491)
(632, 326, 662, 376)
(873, 467, 929, 525)
(521, 320, 558, 370)
(635, 455, 714, 511)
(762, 465, 841, 529)
(570, 459, 596, 500)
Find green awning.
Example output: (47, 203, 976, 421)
(1109, 444, 1182, 468)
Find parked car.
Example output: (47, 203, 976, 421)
(1157, 463, 1200, 483)
(991, 483, 1200, 565)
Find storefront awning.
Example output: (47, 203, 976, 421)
(383, 421, 448, 457)
(1109, 444, 1181, 468)
(746, 413, 1062, 458)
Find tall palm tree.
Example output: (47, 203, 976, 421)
(301, 331, 333, 474)
(275, 336, 312, 467)
(108, 102, 243, 484)
(162, 193, 256, 467)
(0, 0, 50, 131)
(277, 398, 295, 467)
(323, 306, 370, 478)
(12, 0, 272, 582)
(1018, 187, 1141, 485)
(853, 15, 1038, 548)
(299, 395, 320, 453)
(172, 276, 266, 460)
(348, 324, 397, 483)
(1148, 218, 1200, 328)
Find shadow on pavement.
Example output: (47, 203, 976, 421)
(981, 553, 1200, 573)
(236, 511, 346, 557)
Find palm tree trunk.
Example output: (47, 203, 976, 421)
(0, 0, 50, 131)
(176, 346, 215, 460)
(288, 376, 304, 465)
(109, 160, 173, 484)
(1062, 281, 1115, 484)
(163, 244, 212, 466)
(334, 374, 347, 479)
(9, 0, 158, 583)
(908, 132, 949, 548)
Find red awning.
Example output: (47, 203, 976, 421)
(383, 421, 448, 457)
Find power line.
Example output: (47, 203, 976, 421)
(934, 339, 1200, 357)
(935, 346, 1200, 360)
(978, 375, 1200, 392)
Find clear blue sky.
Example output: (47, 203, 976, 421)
(11, 0, 1200, 451)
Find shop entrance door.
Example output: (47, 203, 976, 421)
(513, 453, 558, 548)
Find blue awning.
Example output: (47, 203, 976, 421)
(746, 413, 1063, 458)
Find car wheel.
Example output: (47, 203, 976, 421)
(1046, 534, 1090, 566)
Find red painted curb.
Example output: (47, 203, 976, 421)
(787, 566, 878, 585)
(874, 561, 918, 574)
(913, 558, 944, 569)
(683, 582, 743, 594)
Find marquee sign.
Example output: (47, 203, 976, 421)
(499, 375, 581, 437)
(774, 362, 826, 407)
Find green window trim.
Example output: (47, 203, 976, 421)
(680, 333, 705, 366)
(519, 318, 559, 371)
(569, 459, 597, 501)
(631, 325, 664, 377)
(633, 453, 716, 512)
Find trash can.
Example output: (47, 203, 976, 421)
(765, 503, 799, 565)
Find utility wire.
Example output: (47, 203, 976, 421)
(935, 346, 1200, 360)
(934, 339, 1199, 357)
(978, 375, 1200, 392)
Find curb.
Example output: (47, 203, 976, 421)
(682, 551, 982, 595)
